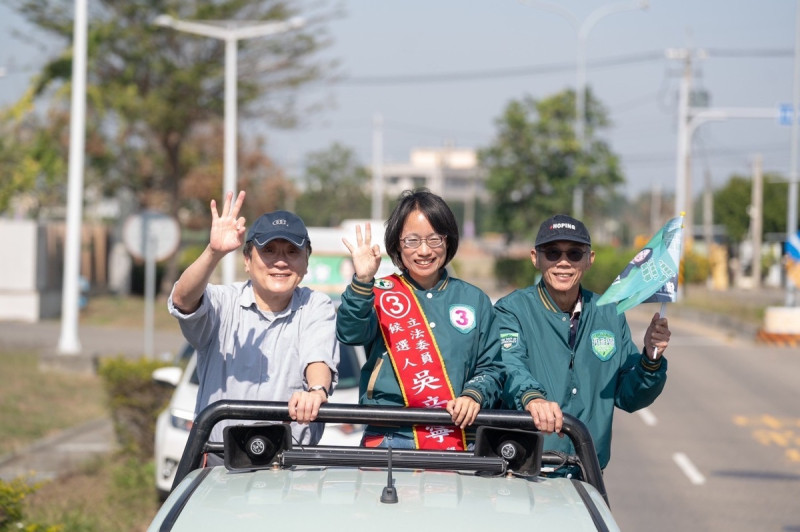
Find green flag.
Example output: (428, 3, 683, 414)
(596, 215, 684, 314)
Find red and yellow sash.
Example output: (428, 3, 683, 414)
(373, 274, 466, 450)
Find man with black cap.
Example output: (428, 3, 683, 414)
(168, 191, 339, 448)
(495, 214, 670, 473)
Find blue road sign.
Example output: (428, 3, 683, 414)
(779, 103, 794, 126)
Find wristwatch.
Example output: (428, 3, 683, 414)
(308, 385, 329, 399)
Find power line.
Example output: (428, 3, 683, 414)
(704, 48, 793, 58)
(622, 142, 790, 165)
(341, 51, 662, 86)
(339, 48, 791, 86)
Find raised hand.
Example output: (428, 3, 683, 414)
(209, 191, 247, 255)
(342, 223, 382, 283)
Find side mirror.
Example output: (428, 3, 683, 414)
(152, 366, 183, 387)
(473, 426, 543, 475)
(223, 423, 292, 471)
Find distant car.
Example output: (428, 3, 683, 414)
(152, 343, 366, 501)
(147, 402, 619, 531)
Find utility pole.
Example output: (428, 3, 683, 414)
(702, 169, 714, 262)
(650, 182, 662, 236)
(750, 155, 764, 289)
(669, 47, 779, 259)
(786, 0, 800, 306)
(668, 48, 702, 226)
(668, 46, 704, 252)
(371, 113, 384, 221)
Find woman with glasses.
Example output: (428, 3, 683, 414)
(336, 189, 504, 450)
(495, 214, 671, 474)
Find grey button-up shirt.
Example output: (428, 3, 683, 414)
(168, 281, 340, 444)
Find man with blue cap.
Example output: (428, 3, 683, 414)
(168, 191, 339, 451)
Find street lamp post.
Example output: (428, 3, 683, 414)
(155, 15, 303, 285)
(57, 0, 88, 355)
(520, 0, 648, 219)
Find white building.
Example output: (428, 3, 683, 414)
(381, 147, 488, 239)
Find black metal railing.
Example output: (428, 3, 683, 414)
(171, 400, 607, 504)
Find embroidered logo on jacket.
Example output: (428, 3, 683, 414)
(590, 330, 616, 360)
(374, 278, 394, 290)
(449, 305, 476, 333)
(500, 332, 519, 350)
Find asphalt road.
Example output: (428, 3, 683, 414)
(605, 307, 800, 532)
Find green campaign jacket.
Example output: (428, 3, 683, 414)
(495, 281, 667, 469)
(336, 270, 504, 439)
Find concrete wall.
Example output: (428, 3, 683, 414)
(0, 219, 62, 321)
(0, 219, 113, 322)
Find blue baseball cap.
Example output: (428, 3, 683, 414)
(246, 211, 309, 249)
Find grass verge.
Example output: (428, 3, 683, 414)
(676, 284, 783, 327)
(0, 350, 107, 456)
(79, 294, 179, 331)
(23, 454, 159, 532)
(0, 347, 160, 531)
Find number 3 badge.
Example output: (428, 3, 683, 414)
(449, 305, 476, 334)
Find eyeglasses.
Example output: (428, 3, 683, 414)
(401, 234, 446, 249)
(540, 248, 588, 262)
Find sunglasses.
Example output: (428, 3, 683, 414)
(539, 248, 589, 262)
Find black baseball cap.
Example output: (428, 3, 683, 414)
(246, 211, 309, 249)
(535, 214, 591, 247)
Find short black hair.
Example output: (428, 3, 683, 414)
(384, 188, 459, 269)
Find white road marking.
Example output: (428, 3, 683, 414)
(637, 408, 658, 426)
(673, 452, 706, 485)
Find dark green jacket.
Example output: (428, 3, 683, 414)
(495, 281, 667, 469)
(336, 271, 504, 439)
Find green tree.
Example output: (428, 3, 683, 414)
(0, 88, 110, 215)
(295, 142, 370, 227)
(4, 0, 337, 288)
(714, 174, 795, 242)
(479, 89, 623, 242)
(5, 0, 337, 215)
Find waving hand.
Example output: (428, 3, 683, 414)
(342, 223, 382, 283)
(210, 191, 247, 255)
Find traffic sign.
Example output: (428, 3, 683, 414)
(779, 103, 796, 126)
(122, 211, 180, 261)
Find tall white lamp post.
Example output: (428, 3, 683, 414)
(57, 0, 89, 355)
(520, 0, 648, 219)
(155, 15, 303, 285)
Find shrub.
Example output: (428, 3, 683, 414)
(493, 245, 638, 294)
(581, 246, 636, 294)
(97, 357, 173, 460)
(681, 250, 710, 284)
(0, 477, 60, 532)
(494, 257, 537, 289)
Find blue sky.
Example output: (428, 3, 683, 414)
(1, 1, 796, 200)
